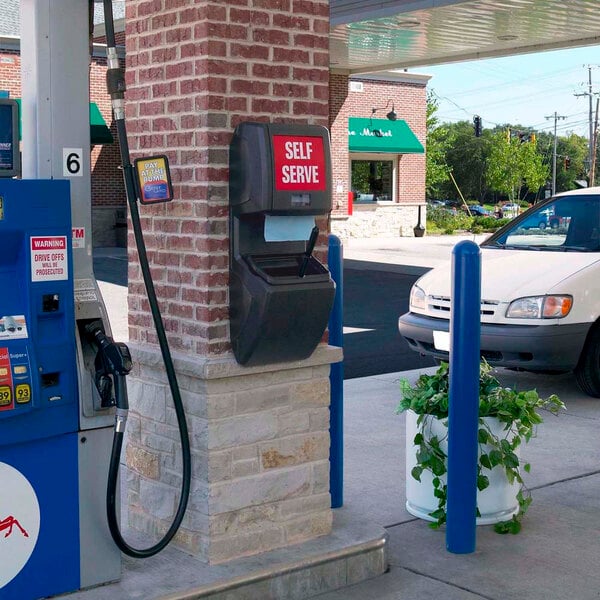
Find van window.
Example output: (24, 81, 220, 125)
(486, 195, 600, 251)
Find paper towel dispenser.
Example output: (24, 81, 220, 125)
(228, 122, 335, 366)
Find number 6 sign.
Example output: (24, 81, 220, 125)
(62, 148, 83, 177)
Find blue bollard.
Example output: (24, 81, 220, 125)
(328, 234, 344, 508)
(446, 240, 481, 554)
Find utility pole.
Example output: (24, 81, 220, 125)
(545, 112, 567, 196)
(574, 65, 598, 181)
(591, 97, 600, 186)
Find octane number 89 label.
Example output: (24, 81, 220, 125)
(0, 385, 12, 406)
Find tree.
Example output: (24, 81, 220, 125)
(441, 120, 490, 202)
(486, 132, 548, 201)
(555, 133, 588, 192)
(425, 93, 450, 198)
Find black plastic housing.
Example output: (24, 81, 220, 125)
(229, 122, 335, 366)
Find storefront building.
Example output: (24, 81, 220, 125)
(330, 71, 430, 238)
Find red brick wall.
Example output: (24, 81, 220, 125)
(0, 51, 20, 97)
(0, 49, 125, 209)
(90, 52, 127, 208)
(329, 72, 349, 214)
(329, 74, 427, 215)
(124, 0, 330, 356)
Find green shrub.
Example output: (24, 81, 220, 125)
(427, 206, 473, 234)
(469, 216, 511, 233)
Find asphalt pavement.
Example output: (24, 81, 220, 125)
(89, 234, 600, 600)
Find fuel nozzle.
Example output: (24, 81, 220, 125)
(85, 320, 132, 410)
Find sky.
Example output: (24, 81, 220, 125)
(421, 45, 600, 139)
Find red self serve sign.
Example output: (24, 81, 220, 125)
(272, 135, 326, 192)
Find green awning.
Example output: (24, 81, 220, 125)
(89, 102, 114, 144)
(348, 117, 424, 154)
(14, 99, 114, 145)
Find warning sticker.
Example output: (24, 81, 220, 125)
(75, 290, 98, 303)
(30, 236, 68, 282)
(75, 278, 95, 291)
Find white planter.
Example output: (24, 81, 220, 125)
(405, 409, 520, 525)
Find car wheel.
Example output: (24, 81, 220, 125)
(574, 325, 600, 397)
(539, 221, 546, 230)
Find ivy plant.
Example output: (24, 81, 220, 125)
(398, 361, 565, 534)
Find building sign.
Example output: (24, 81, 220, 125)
(348, 118, 424, 154)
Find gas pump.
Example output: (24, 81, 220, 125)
(0, 2, 191, 598)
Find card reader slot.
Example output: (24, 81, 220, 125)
(41, 372, 60, 388)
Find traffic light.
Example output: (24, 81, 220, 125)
(564, 156, 571, 169)
(506, 128, 511, 142)
(473, 115, 482, 137)
(530, 133, 536, 145)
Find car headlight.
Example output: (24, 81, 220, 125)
(506, 295, 573, 319)
(410, 284, 426, 310)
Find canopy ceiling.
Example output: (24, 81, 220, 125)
(330, 0, 600, 74)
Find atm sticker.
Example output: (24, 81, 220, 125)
(0, 315, 27, 340)
(30, 236, 68, 282)
(72, 227, 85, 249)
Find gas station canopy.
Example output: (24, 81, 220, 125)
(330, 0, 600, 73)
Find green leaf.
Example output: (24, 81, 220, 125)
(489, 449, 503, 467)
(505, 452, 520, 468)
(411, 466, 423, 482)
(478, 428, 490, 444)
(523, 462, 531, 473)
(480, 453, 492, 470)
(429, 456, 447, 477)
(477, 474, 490, 491)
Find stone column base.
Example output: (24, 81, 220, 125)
(124, 343, 342, 564)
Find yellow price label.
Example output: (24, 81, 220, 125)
(0, 385, 12, 406)
(15, 384, 31, 404)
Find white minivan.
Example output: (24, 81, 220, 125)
(399, 187, 600, 397)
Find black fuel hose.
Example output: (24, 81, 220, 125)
(101, 0, 191, 558)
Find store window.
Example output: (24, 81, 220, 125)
(351, 154, 396, 203)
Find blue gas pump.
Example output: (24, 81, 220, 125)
(0, 179, 81, 599)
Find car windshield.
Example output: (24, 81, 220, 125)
(482, 194, 600, 252)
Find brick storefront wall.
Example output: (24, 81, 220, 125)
(329, 72, 429, 237)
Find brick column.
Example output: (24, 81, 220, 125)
(329, 72, 350, 217)
(122, 0, 340, 563)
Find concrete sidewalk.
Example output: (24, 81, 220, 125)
(89, 238, 600, 599)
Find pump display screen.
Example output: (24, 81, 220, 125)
(0, 99, 20, 178)
(272, 135, 327, 192)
